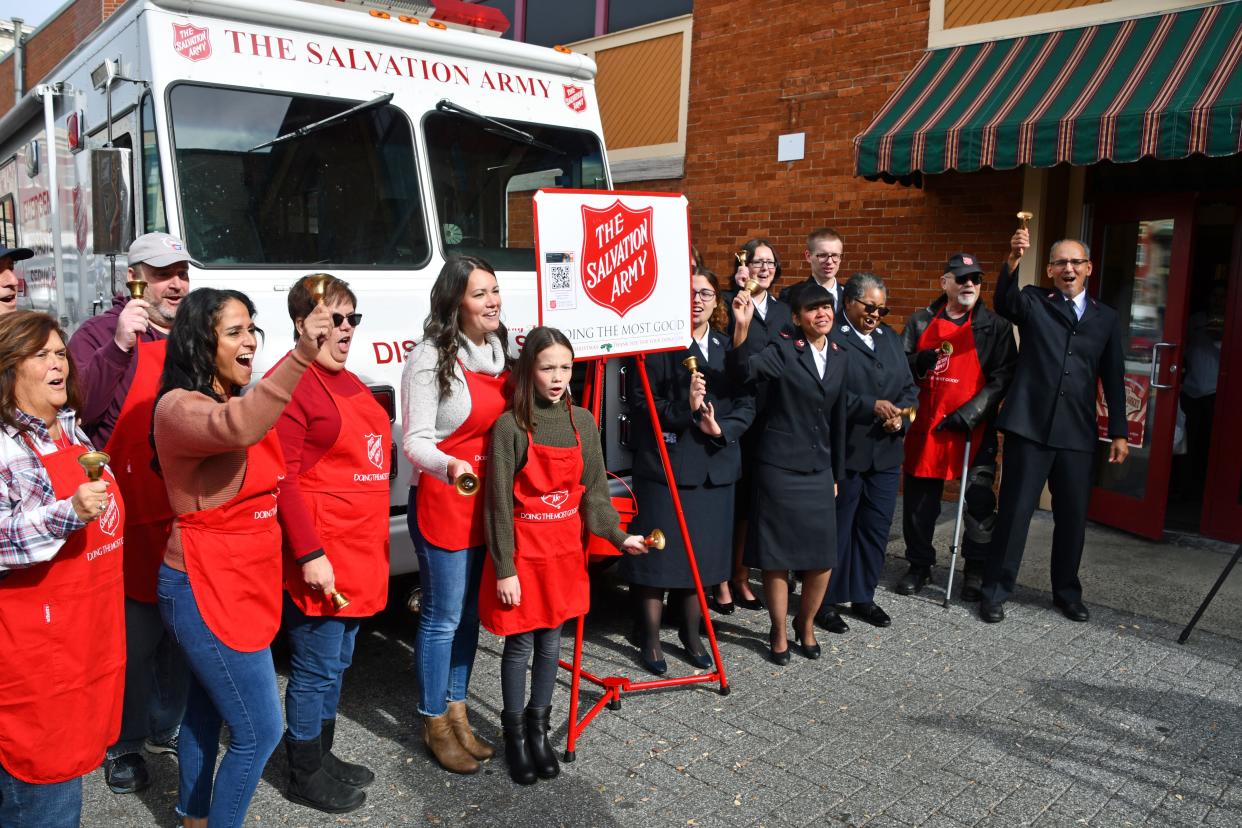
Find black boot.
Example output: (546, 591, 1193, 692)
(285, 733, 366, 813)
(501, 711, 537, 785)
(320, 719, 375, 788)
(524, 706, 560, 780)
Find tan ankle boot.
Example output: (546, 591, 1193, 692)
(423, 713, 480, 774)
(445, 700, 495, 761)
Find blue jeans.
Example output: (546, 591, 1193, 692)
(0, 763, 81, 828)
(409, 486, 486, 717)
(109, 598, 190, 757)
(157, 565, 282, 826)
(284, 593, 361, 741)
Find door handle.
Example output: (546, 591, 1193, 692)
(1150, 342, 1178, 389)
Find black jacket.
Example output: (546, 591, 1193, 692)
(724, 290, 792, 345)
(901, 295, 1018, 430)
(629, 332, 755, 487)
(729, 328, 847, 480)
(831, 322, 918, 473)
(991, 261, 1127, 451)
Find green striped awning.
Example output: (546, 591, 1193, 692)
(854, 2, 1242, 179)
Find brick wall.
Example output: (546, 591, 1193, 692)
(0, 0, 108, 117)
(668, 0, 1024, 327)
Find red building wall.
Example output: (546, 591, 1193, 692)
(0, 0, 110, 116)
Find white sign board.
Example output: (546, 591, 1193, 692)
(533, 189, 692, 359)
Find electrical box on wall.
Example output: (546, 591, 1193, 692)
(778, 132, 805, 162)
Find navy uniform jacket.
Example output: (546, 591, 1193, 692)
(729, 329, 847, 481)
(629, 332, 756, 486)
(724, 290, 793, 345)
(830, 321, 919, 473)
(993, 261, 1127, 452)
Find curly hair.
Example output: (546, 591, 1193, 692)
(0, 311, 81, 435)
(158, 288, 261, 405)
(423, 255, 511, 400)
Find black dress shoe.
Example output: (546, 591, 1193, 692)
(894, 565, 931, 596)
(640, 649, 667, 675)
(734, 594, 765, 611)
(979, 602, 1005, 623)
(814, 609, 850, 634)
(850, 602, 892, 628)
(678, 630, 713, 670)
(794, 631, 821, 660)
(1054, 598, 1090, 622)
(768, 645, 791, 666)
(104, 753, 151, 795)
(709, 596, 736, 615)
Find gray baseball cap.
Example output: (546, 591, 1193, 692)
(127, 232, 192, 268)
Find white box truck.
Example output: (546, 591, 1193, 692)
(0, 0, 623, 575)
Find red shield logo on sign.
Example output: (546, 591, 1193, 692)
(579, 201, 658, 317)
(365, 433, 384, 470)
(563, 84, 586, 113)
(99, 496, 120, 537)
(541, 490, 569, 509)
(172, 22, 212, 61)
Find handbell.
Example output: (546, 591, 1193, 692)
(682, 355, 699, 374)
(939, 341, 954, 356)
(77, 450, 110, 482)
(1016, 210, 1034, 229)
(734, 251, 748, 268)
(329, 590, 351, 610)
(643, 529, 666, 550)
(126, 280, 148, 300)
(900, 406, 918, 423)
(306, 275, 331, 302)
(744, 277, 762, 296)
(455, 472, 480, 496)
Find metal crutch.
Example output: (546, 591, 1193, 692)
(943, 437, 972, 608)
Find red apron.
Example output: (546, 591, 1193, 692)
(284, 365, 391, 617)
(104, 339, 173, 603)
(0, 438, 126, 783)
(479, 411, 588, 636)
(178, 431, 286, 652)
(415, 367, 508, 550)
(904, 311, 986, 479)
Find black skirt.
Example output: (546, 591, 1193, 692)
(621, 477, 734, 588)
(744, 462, 837, 571)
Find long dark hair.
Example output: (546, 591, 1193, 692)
(423, 255, 510, 400)
(0, 311, 81, 434)
(158, 288, 261, 404)
(510, 326, 574, 432)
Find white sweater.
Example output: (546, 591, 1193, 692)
(400, 332, 507, 486)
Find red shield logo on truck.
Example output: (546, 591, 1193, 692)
(173, 23, 212, 61)
(579, 201, 657, 317)
(563, 84, 586, 113)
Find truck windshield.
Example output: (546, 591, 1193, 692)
(424, 109, 606, 271)
(168, 84, 429, 267)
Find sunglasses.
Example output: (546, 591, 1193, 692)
(953, 273, 983, 285)
(331, 312, 362, 328)
(851, 299, 891, 317)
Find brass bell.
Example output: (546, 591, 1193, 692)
(126, 280, 148, 300)
(734, 251, 748, 268)
(1016, 211, 1034, 229)
(329, 590, 351, 610)
(77, 450, 110, 482)
(939, 341, 954, 356)
(643, 529, 666, 550)
(455, 472, 480, 496)
(744, 277, 762, 296)
(682, 355, 699, 374)
(306, 275, 331, 302)
(899, 406, 918, 423)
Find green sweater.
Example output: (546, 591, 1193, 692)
(485, 397, 627, 579)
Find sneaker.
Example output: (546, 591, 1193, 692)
(144, 733, 179, 757)
(104, 752, 151, 794)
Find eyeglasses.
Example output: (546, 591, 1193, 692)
(691, 289, 717, 301)
(748, 260, 777, 270)
(851, 299, 891, 317)
(1050, 258, 1090, 269)
(813, 252, 843, 263)
(953, 273, 983, 285)
(331, 312, 362, 328)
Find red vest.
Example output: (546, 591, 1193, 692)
(904, 311, 986, 479)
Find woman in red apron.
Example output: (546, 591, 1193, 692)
(273, 276, 389, 814)
(479, 327, 647, 785)
(152, 288, 331, 828)
(0, 312, 123, 828)
(401, 256, 511, 775)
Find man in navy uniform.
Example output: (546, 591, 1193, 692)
(791, 228, 846, 315)
(978, 229, 1129, 623)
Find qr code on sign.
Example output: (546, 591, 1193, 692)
(549, 264, 571, 290)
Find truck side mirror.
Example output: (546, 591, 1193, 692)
(90, 147, 133, 256)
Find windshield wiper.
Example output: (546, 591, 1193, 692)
(248, 93, 395, 152)
(436, 99, 565, 155)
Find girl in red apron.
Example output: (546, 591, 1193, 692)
(152, 288, 331, 828)
(479, 327, 647, 785)
(402, 256, 511, 775)
(273, 276, 389, 814)
(0, 312, 123, 828)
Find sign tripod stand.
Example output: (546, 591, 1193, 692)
(560, 356, 729, 762)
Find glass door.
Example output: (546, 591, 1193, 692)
(1087, 197, 1194, 539)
